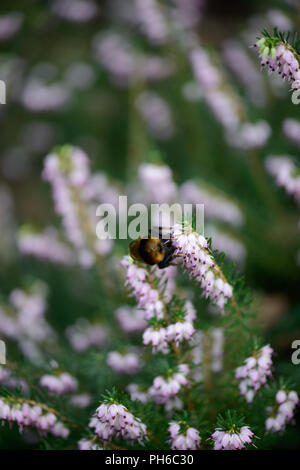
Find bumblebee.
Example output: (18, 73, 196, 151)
(129, 230, 176, 269)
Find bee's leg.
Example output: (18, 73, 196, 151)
(158, 246, 176, 269)
(158, 257, 172, 269)
(158, 252, 184, 269)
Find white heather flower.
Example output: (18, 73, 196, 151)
(90, 402, 148, 445)
(121, 256, 165, 320)
(265, 155, 300, 204)
(235, 345, 273, 402)
(106, 351, 141, 375)
(168, 421, 201, 450)
(266, 389, 299, 432)
(148, 364, 190, 405)
(171, 224, 233, 312)
(212, 425, 254, 450)
(40, 372, 78, 395)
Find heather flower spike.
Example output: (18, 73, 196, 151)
(253, 28, 300, 92)
(171, 223, 233, 312)
(168, 421, 201, 450)
(235, 345, 273, 403)
(211, 411, 255, 450)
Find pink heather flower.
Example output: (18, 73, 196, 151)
(40, 372, 78, 395)
(0, 366, 28, 394)
(43, 146, 112, 267)
(265, 155, 300, 204)
(189, 47, 241, 131)
(18, 226, 74, 266)
(137, 163, 177, 205)
(184, 300, 197, 322)
(42, 148, 88, 249)
(51, 0, 99, 23)
(115, 306, 147, 334)
(254, 38, 300, 91)
(70, 393, 92, 408)
(106, 351, 141, 375)
(148, 364, 190, 405)
(166, 320, 195, 346)
(191, 328, 224, 380)
(171, 224, 233, 311)
(135, 91, 174, 141)
(78, 438, 103, 450)
(121, 256, 165, 320)
(93, 31, 173, 87)
(81, 172, 121, 208)
(168, 421, 201, 450)
(66, 318, 109, 352)
(0, 283, 56, 363)
(235, 345, 273, 402)
(143, 326, 169, 354)
(0, 12, 23, 41)
(135, 0, 168, 45)
(222, 40, 266, 107)
(90, 402, 148, 444)
(171, 0, 204, 29)
(21, 78, 71, 113)
(205, 224, 246, 266)
(212, 425, 254, 450)
(226, 120, 271, 150)
(180, 180, 243, 227)
(0, 398, 69, 438)
(127, 384, 149, 404)
(283, 118, 300, 148)
(266, 390, 299, 432)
